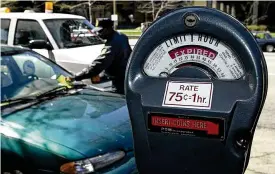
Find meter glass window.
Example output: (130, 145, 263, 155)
(143, 33, 245, 80)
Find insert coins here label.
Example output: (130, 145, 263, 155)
(148, 114, 225, 140)
(162, 81, 213, 109)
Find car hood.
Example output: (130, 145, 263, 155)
(53, 44, 104, 65)
(1, 89, 133, 158)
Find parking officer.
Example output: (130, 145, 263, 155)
(67, 18, 132, 94)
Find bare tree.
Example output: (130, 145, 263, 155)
(68, 0, 97, 23)
(242, 1, 272, 25)
(137, 0, 192, 21)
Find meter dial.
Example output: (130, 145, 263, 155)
(143, 33, 245, 80)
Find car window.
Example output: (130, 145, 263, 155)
(14, 20, 48, 46)
(1, 49, 71, 101)
(1, 19, 10, 44)
(44, 19, 104, 49)
(254, 35, 261, 39)
(264, 33, 272, 39)
(1, 64, 13, 88)
(12, 52, 56, 78)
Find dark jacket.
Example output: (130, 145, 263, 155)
(74, 31, 132, 94)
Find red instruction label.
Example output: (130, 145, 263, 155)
(148, 113, 225, 140)
(151, 116, 219, 135)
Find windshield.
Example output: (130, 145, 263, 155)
(1, 48, 71, 101)
(264, 33, 272, 39)
(44, 19, 104, 49)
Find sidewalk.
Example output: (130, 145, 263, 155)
(245, 128, 275, 174)
(129, 39, 138, 48)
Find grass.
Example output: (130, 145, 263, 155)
(256, 32, 275, 38)
(118, 28, 142, 37)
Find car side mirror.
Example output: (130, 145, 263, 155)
(28, 40, 53, 50)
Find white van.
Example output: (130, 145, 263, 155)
(0, 12, 105, 73)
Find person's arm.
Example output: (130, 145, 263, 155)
(73, 44, 116, 81)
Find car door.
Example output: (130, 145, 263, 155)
(13, 19, 53, 58)
(42, 18, 104, 73)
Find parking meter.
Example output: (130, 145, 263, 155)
(125, 7, 268, 174)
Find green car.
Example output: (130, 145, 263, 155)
(1, 46, 137, 174)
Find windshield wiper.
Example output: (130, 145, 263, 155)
(1, 96, 38, 107)
(37, 83, 86, 98)
(1, 84, 86, 107)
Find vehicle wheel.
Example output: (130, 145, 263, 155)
(1, 152, 32, 174)
(2, 170, 24, 174)
(1, 165, 32, 174)
(265, 45, 274, 52)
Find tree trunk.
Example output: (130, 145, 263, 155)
(151, 0, 155, 21)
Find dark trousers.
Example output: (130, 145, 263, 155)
(112, 78, 125, 95)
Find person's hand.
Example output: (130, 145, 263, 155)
(91, 75, 101, 84)
(65, 77, 75, 82)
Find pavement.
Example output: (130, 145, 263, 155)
(129, 38, 275, 174)
(245, 53, 275, 174)
(129, 39, 138, 49)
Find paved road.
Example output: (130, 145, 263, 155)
(246, 53, 275, 174)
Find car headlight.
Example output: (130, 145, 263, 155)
(60, 151, 125, 174)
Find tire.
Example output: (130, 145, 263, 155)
(2, 170, 24, 174)
(1, 151, 32, 174)
(265, 44, 274, 52)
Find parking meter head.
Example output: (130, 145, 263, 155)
(125, 7, 268, 174)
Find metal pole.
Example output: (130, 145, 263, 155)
(89, 0, 92, 24)
(113, 0, 117, 30)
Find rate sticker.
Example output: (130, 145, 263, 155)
(162, 81, 213, 109)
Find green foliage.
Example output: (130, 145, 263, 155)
(246, 25, 258, 31)
(246, 24, 275, 38)
(258, 25, 268, 31)
(256, 33, 265, 38)
(118, 29, 142, 37)
(246, 24, 275, 35)
(254, 32, 275, 39)
(246, 25, 268, 31)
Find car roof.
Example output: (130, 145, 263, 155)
(0, 12, 85, 20)
(1, 45, 29, 54)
